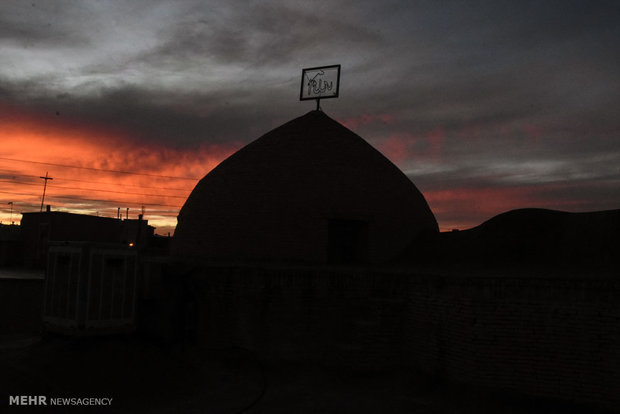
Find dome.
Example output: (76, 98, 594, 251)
(172, 110, 438, 264)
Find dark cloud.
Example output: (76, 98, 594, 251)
(0, 80, 298, 147)
(153, 3, 382, 65)
(0, 2, 88, 47)
(0, 0, 618, 227)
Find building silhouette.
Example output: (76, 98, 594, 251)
(20, 210, 154, 268)
(2, 111, 618, 412)
(173, 110, 438, 264)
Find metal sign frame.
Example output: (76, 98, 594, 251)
(300, 64, 341, 109)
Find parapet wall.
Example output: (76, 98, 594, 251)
(404, 275, 619, 409)
(0, 278, 44, 335)
(182, 266, 619, 411)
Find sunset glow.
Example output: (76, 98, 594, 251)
(1, 1, 618, 235)
(0, 105, 237, 235)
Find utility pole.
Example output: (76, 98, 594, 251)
(39, 172, 53, 212)
(8, 202, 13, 223)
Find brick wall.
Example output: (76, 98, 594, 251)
(403, 275, 619, 408)
(183, 265, 619, 411)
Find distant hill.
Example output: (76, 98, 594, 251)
(405, 208, 620, 273)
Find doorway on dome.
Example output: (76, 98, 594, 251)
(327, 219, 368, 264)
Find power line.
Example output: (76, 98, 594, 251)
(0, 205, 180, 217)
(47, 194, 183, 209)
(0, 156, 200, 180)
(0, 205, 180, 224)
(0, 189, 183, 209)
(0, 170, 193, 191)
(61, 177, 193, 192)
(0, 203, 44, 213)
(0, 179, 187, 199)
(0, 190, 40, 200)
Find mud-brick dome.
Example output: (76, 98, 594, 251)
(172, 110, 438, 264)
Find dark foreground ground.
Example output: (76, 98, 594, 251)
(1, 334, 613, 414)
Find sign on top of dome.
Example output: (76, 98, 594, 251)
(300, 64, 340, 102)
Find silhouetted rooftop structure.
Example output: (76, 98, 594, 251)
(21, 211, 154, 268)
(405, 208, 620, 272)
(173, 110, 438, 264)
(0, 224, 23, 268)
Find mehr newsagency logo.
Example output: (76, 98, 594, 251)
(9, 395, 113, 407)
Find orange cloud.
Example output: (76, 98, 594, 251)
(0, 106, 238, 234)
(339, 113, 396, 130)
(375, 127, 445, 164)
(424, 183, 589, 232)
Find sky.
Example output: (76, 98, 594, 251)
(1, 0, 618, 234)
